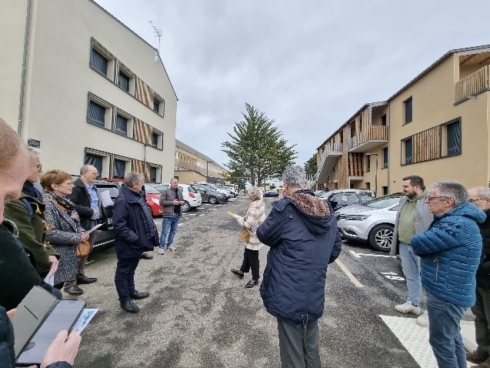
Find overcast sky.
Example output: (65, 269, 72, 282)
(95, 0, 490, 170)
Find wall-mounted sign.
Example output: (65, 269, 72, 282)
(27, 139, 40, 148)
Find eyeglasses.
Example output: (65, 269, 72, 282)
(469, 198, 485, 203)
(36, 164, 42, 171)
(426, 196, 450, 202)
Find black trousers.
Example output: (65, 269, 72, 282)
(472, 287, 490, 354)
(115, 256, 140, 303)
(240, 247, 260, 280)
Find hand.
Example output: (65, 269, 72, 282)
(40, 330, 81, 368)
(7, 309, 16, 318)
(81, 233, 89, 242)
(173, 199, 180, 205)
(180, 201, 185, 205)
(92, 209, 99, 217)
(47, 256, 59, 276)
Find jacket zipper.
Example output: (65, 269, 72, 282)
(434, 257, 439, 281)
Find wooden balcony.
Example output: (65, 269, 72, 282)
(455, 65, 490, 102)
(348, 125, 388, 153)
(348, 153, 364, 177)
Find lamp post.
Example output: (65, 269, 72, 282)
(366, 153, 378, 197)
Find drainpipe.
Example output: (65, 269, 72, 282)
(18, 0, 33, 136)
(387, 103, 391, 193)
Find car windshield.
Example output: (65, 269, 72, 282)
(365, 196, 401, 209)
(154, 184, 169, 192)
(187, 185, 197, 193)
(144, 185, 159, 194)
(316, 191, 332, 199)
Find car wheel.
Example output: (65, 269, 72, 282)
(181, 201, 191, 213)
(209, 196, 217, 204)
(368, 224, 393, 252)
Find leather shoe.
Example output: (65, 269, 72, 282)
(140, 252, 153, 260)
(130, 291, 150, 300)
(245, 279, 259, 288)
(64, 285, 84, 295)
(231, 269, 244, 279)
(121, 300, 139, 313)
(77, 275, 97, 284)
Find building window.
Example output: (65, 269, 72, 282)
(404, 138, 413, 164)
(151, 133, 159, 147)
(404, 97, 413, 124)
(382, 186, 388, 195)
(153, 96, 165, 116)
(366, 182, 370, 190)
(383, 147, 388, 168)
(87, 101, 106, 128)
(113, 159, 126, 179)
(118, 72, 130, 92)
(366, 155, 370, 172)
(153, 99, 160, 114)
(446, 120, 461, 156)
(90, 49, 108, 76)
(85, 154, 103, 179)
(116, 115, 128, 136)
(150, 167, 157, 183)
(381, 114, 387, 126)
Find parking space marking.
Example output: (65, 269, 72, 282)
(199, 214, 205, 217)
(186, 213, 197, 216)
(380, 271, 405, 281)
(335, 259, 363, 288)
(349, 250, 396, 259)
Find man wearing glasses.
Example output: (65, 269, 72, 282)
(411, 181, 485, 368)
(391, 175, 433, 327)
(466, 187, 490, 367)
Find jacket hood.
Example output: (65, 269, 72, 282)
(273, 189, 333, 236)
(441, 202, 487, 224)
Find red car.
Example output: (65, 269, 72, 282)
(144, 185, 163, 216)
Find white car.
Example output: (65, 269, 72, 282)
(152, 183, 202, 212)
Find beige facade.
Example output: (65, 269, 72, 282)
(316, 45, 490, 194)
(174, 170, 207, 184)
(174, 139, 228, 183)
(0, 0, 177, 182)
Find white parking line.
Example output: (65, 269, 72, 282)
(349, 250, 396, 259)
(335, 259, 363, 288)
(199, 214, 205, 217)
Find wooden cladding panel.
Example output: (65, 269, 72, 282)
(134, 119, 153, 145)
(348, 153, 363, 177)
(136, 77, 153, 109)
(132, 159, 151, 182)
(455, 65, 490, 102)
(412, 126, 440, 163)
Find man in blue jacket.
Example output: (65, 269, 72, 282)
(257, 165, 342, 368)
(411, 181, 486, 368)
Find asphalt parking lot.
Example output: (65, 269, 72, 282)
(74, 196, 475, 368)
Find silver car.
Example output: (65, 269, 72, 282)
(335, 193, 404, 252)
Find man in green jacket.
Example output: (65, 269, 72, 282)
(4, 147, 59, 278)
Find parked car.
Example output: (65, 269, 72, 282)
(144, 184, 163, 216)
(92, 181, 120, 248)
(221, 186, 237, 198)
(190, 184, 227, 204)
(335, 193, 404, 252)
(195, 182, 230, 200)
(316, 189, 375, 211)
(263, 190, 279, 197)
(152, 183, 202, 212)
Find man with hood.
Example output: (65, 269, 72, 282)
(411, 181, 486, 368)
(257, 165, 342, 368)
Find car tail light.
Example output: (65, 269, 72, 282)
(189, 193, 195, 198)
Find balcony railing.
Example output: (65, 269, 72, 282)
(349, 125, 388, 151)
(455, 65, 490, 102)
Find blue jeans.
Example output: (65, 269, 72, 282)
(427, 292, 467, 368)
(399, 242, 422, 306)
(160, 214, 179, 248)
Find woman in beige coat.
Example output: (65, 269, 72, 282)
(231, 186, 266, 288)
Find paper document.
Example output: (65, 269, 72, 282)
(86, 223, 103, 235)
(100, 190, 114, 207)
(72, 309, 98, 336)
(43, 275, 54, 286)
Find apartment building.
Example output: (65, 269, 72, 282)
(174, 139, 228, 184)
(0, 0, 177, 182)
(316, 44, 490, 194)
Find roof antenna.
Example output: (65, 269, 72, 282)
(149, 20, 162, 63)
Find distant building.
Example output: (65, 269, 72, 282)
(0, 0, 178, 182)
(315, 44, 490, 194)
(174, 139, 228, 184)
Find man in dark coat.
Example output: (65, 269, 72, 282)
(466, 187, 490, 367)
(257, 165, 342, 368)
(113, 172, 159, 313)
(68, 164, 100, 284)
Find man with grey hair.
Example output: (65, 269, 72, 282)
(68, 164, 100, 285)
(466, 187, 490, 367)
(411, 181, 486, 367)
(257, 165, 342, 368)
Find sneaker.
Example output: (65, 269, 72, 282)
(394, 301, 422, 315)
(168, 245, 176, 252)
(157, 248, 165, 255)
(415, 311, 429, 327)
(466, 349, 489, 364)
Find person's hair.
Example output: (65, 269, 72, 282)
(473, 187, 490, 200)
(170, 177, 178, 183)
(124, 172, 144, 188)
(28, 147, 42, 164)
(282, 165, 307, 188)
(432, 180, 468, 206)
(247, 186, 262, 201)
(402, 175, 425, 190)
(80, 164, 93, 175)
(41, 169, 72, 192)
(0, 117, 25, 170)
